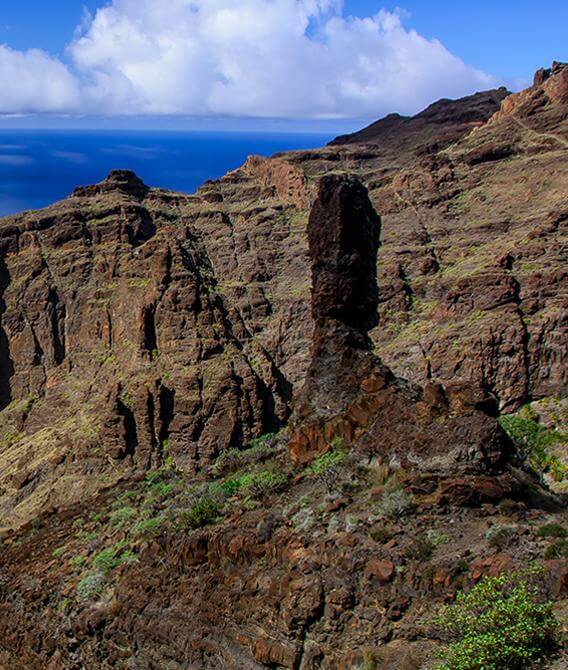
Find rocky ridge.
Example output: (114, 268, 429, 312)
(0, 61, 567, 669)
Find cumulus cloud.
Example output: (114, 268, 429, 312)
(0, 45, 80, 113)
(0, 1, 496, 118)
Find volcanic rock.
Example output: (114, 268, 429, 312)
(289, 175, 515, 479)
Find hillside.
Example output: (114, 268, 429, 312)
(0, 63, 567, 669)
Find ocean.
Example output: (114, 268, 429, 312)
(0, 130, 334, 217)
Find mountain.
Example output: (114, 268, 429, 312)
(0, 63, 566, 669)
(329, 87, 510, 154)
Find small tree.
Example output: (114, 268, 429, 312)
(308, 449, 345, 496)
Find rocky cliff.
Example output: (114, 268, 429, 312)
(1, 64, 566, 530)
(0, 63, 567, 670)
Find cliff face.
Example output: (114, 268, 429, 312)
(0, 170, 292, 528)
(0, 64, 567, 670)
(0, 170, 563, 670)
(0, 64, 567, 533)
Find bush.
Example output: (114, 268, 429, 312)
(92, 542, 137, 573)
(404, 535, 434, 561)
(426, 529, 449, 546)
(238, 469, 287, 499)
(211, 433, 277, 475)
(76, 572, 105, 601)
(435, 567, 559, 670)
(131, 515, 165, 537)
(108, 506, 137, 529)
(499, 412, 567, 480)
(377, 489, 413, 519)
(485, 525, 516, 550)
(70, 555, 86, 570)
(537, 523, 567, 538)
(544, 539, 568, 560)
(178, 497, 220, 530)
(307, 450, 345, 495)
(92, 545, 123, 574)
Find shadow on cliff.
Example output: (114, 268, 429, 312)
(0, 255, 14, 411)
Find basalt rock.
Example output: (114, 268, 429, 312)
(0, 172, 288, 528)
(1, 66, 566, 531)
(289, 176, 515, 480)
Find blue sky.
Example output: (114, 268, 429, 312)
(0, 1, 565, 129)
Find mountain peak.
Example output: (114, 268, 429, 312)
(329, 87, 510, 153)
(73, 169, 149, 199)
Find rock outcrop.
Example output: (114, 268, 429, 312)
(290, 176, 514, 485)
(330, 87, 510, 153)
(0, 171, 288, 527)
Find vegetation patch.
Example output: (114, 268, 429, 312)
(499, 407, 567, 482)
(377, 489, 413, 519)
(176, 497, 221, 530)
(544, 539, 568, 560)
(435, 567, 560, 670)
(537, 523, 567, 538)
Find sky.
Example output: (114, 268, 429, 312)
(0, 1, 566, 130)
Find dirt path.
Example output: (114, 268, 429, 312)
(511, 115, 568, 149)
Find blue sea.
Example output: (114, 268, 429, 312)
(0, 130, 333, 217)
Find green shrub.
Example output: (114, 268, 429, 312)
(178, 497, 221, 530)
(117, 550, 138, 566)
(485, 525, 516, 550)
(70, 555, 86, 570)
(148, 480, 177, 499)
(499, 412, 567, 480)
(544, 539, 568, 560)
(249, 432, 277, 452)
(76, 530, 98, 544)
(377, 489, 413, 519)
(131, 515, 165, 537)
(108, 506, 137, 529)
(212, 448, 245, 475)
(212, 433, 277, 475)
(537, 523, 567, 538)
(209, 468, 286, 501)
(76, 572, 105, 601)
(208, 477, 241, 500)
(144, 467, 177, 488)
(427, 529, 449, 546)
(306, 450, 345, 495)
(307, 450, 344, 477)
(92, 545, 123, 574)
(92, 542, 136, 573)
(435, 567, 559, 670)
(238, 469, 287, 499)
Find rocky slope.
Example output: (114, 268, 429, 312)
(0, 62, 567, 669)
(1, 62, 566, 530)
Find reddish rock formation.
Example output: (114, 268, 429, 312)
(290, 175, 514, 483)
(0, 171, 288, 528)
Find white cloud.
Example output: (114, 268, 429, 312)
(0, 1, 496, 119)
(0, 45, 80, 113)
